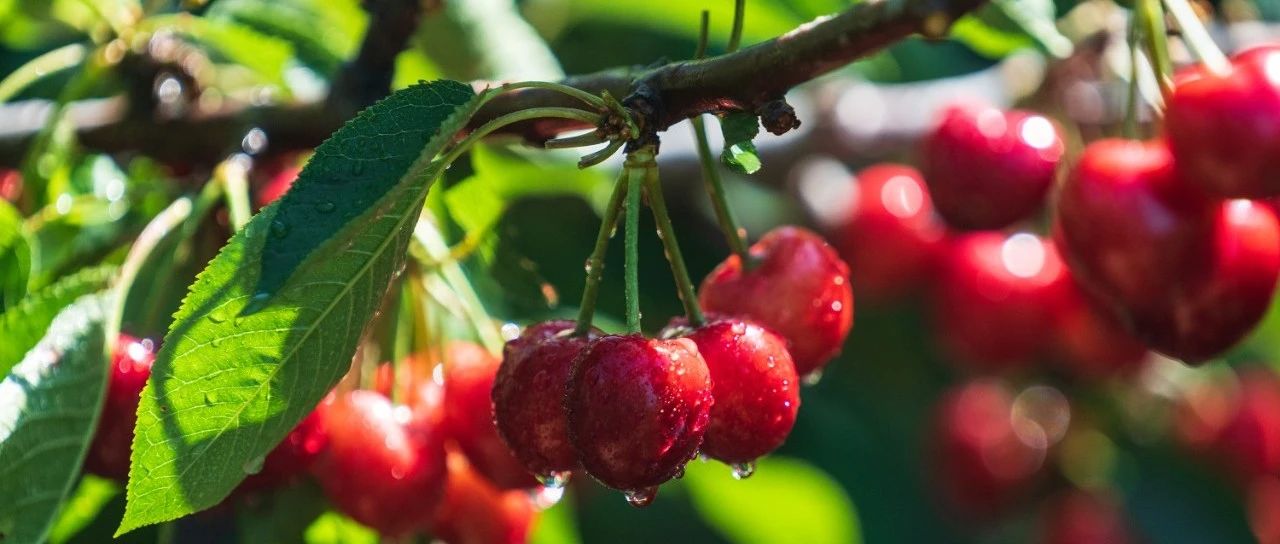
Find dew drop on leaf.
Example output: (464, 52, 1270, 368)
(269, 220, 290, 239)
(315, 201, 336, 213)
(242, 455, 264, 475)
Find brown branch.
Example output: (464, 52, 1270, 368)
(0, 0, 987, 167)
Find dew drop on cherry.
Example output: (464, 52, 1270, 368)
(730, 461, 757, 480)
(623, 487, 658, 508)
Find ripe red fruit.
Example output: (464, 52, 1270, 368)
(84, 334, 155, 481)
(933, 232, 1070, 372)
(235, 398, 331, 495)
(428, 451, 536, 544)
(1213, 370, 1280, 481)
(313, 390, 447, 536)
(442, 342, 538, 489)
(254, 153, 303, 208)
(921, 102, 1063, 229)
(566, 335, 712, 502)
(831, 164, 945, 302)
(1039, 490, 1137, 544)
(0, 169, 21, 202)
(663, 316, 799, 464)
(931, 380, 1045, 519)
(699, 226, 853, 377)
(493, 320, 600, 481)
(1051, 277, 1148, 381)
(1165, 47, 1280, 198)
(1249, 476, 1280, 544)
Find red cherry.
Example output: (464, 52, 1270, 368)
(933, 232, 1070, 372)
(699, 226, 853, 377)
(1249, 476, 1280, 544)
(442, 342, 538, 489)
(1174, 374, 1237, 454)
(1051, 276, 1148, 381)
(663, 315, 799, 464)
(1124, 200, 1280, 361)
(831, 164, 946, 302)
(1055, 139, 1218, 314)
(921, 102, 1064, 229)
(0, 169, 21, 203)
(313, 390, 446, 537)
(931, 380, 1045, 520)
(565, 335, 712, 500)
(254, 153, 303, 208)
(1213, 369, 1280, 482)
(1038, 490, 1137, 544)
(235, 396, 332, 495)
(493, 320, 600, 480)
(84, 334, 155, 481)
(428, 450, 536, 544)
(1165, 48, 1280, 197)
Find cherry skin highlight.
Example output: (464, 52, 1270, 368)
(921, 102, 1063, 229)
(832, 163, 945, 302)
(312, 390, 447, 537)
(493, 320, 600, 480)
(566, 335, 712, 497)
(1165, 47, 1280, 198)
(84, 334, 155, 481)
(699, 226, 853, 377)
(442, 341, 539, 489)
(932, 232, 1070, 372)
(663, 315, 799, 464)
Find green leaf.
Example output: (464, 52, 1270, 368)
(236, 481, 328, 544)
(48, 476, 119, 544)
(0, 293, 110, 544)
(0, 198, 30, 312)
(256, 80, 477, 298)
(719, 113, 762, 175)
(140, 15, 296, 94)
(0, 265, 114, 376)
(25, 196, 131, 289)
(990, 0, 1072, 58)
(531, 500, 580, 544)
(303, 512, 377, 544)
(950, 0, 1070, 60)
(205, 0, 366, 75)
(444, 145, 606, 235)
(685, 457, 862, 544)
(117, 80, 482, 535)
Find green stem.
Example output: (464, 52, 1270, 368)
(727, 0, 746, 53)
(623, 153, 645, 335)
(492, 81, 607, 111)
(218, 158, 252, 232)
(0, 43, 87, 104)
(574, 169, 629, 336)
(1124, 14, 1141, 139)
(1162, 0, 1230, 75)
(691, 116, 750, 261)
(439, 107, 601, 167)
(109, 196, 194, 342)
(695, 11, 711, 59)
(642, 152, 706, 327)
(413, 217, 504, 354)
(1138, 0, 1174, 94)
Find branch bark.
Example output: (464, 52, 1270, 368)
(0, 0, 987, 167)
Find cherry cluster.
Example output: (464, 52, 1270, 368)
(494, 226, 852, 506)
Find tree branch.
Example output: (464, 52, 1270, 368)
(0, 0, 986, 167)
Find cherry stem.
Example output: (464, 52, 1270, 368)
(1124, 14, 1142, 139)
(691, 115, 751, 262)
(642, 152, 706, 328)
(728, 0, 746, 53)
(1162, 0, 1230, 75)
(489, 81, 608, 111)
(574, 168, 630, 336)
(441, 107, 601, 167)
(695, 11, 711, 59)
(1137, 0, 1174, 96)
(623, 151, 646, 335)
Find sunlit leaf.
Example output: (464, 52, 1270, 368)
(0, 265, 114, 376)
(719, 113, 762, 175)
(0, 198, 30, 311)
(47, 476, 119, 544)
(303, 512, 377, 544)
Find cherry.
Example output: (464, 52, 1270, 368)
(428, 450, 536, 544)
(663, 315, 799, 464)
(1249, 476, 1280, 544)
(1038, 490, 1137, 544)
(565, 334, 712, 501)
(313, 390, 446, 537)
(1165, 47, 1280, 198)
(1213, 369, 1280, 482)
(442, 341, 538, 489)
(699, 226, 853, 377)
(235, 397, 331, 495)
(1051, 277, 1148, 381)
(931, 380, 1045, 519)
(831, 164, 946, 302)
(493, 320, 600, 481)
(921, 102, 1063, 230)
(254, 153, 303, 208)
(932, 232, 1070, 372)
(84, 334, 155, 481)
(0, 169, 21, 203)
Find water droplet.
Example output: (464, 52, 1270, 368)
(207, 310, 227, 323)
(270, 220, 290, 238)
(501, 323, 521, 341)
(315, 201, 336, 213)
(803, 369, 824, 386)
(211, 336, 224, 347)
(623, 487, 657, 508)
(530, 485, 565, 509)
(243, 456, 264, 475)
(203, 392, 218, 405)
(584, 259, 594, 274)
(731, 461, 756, 480)
(536, 471, 572, 490)
(673, 465, 686, 479)
(698, 452, 710, 462)
(240, 292, 272, 317)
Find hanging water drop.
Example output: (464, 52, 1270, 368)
(530, 485, 566, 510)
(803, 369, 824, 386)
(537, 471, 572, 489)
(623, 487, 657, 508)
(730, 461, 756, 480)
(315, 201, 336, 213)
(207, 309, 227, 324)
